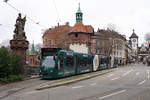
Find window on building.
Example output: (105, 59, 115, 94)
(49, 40, 52, 45)
(75, 33, 78, 38)
(114, 51, 116, 55)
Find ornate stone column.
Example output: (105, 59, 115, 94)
(10, 13, 29, 70)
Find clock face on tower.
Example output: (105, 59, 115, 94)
(133, 39, 136, 42)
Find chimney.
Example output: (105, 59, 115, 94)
(66, 22, 69, 26)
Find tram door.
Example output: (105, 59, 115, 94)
(57, 56, 65, 77)
(64, 55, 75, 76)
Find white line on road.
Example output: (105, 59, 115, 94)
(98, 89, 126, 100)
(136, 72, 140, 75)
(24, 90, 40, 95)
(122, 69, 133, 77)
(72, 86, 84, 89)
(107, 74, 114, 77)
(111, 77, 120, 81)
(90, 83, 96, 86)
(146, 70, 150, 79)
(138, 80, 146, 85)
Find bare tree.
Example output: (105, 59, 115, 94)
(106, 23, 120, 33)
(145, 33, 150, 42)
(35, 43, 42, 52)
(0, 39, 10, 48)
(107, 23, 116, 31)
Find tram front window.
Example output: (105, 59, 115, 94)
(42, 56, 55, 68)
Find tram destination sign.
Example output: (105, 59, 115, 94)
(41, 48, 62, 57)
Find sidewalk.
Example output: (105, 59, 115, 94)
(0, 76, 42, 100)
(36, 69, 114, 90)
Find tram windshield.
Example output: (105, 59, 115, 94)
(42, 56, 55, 68)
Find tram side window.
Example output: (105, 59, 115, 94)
(58, 56, 64, 70)
(80, 58, 87, 67)
(100, 58, 104, 64)
(66, 56, 74, 68)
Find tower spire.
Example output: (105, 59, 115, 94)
(133, 29, 135, 33)
(77, 3, 81, 13)
(76, 3, 83, 23)
(30, 41, 36, 55)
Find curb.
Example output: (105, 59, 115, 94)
(24, 75, 39, 80)
(36, 69, 114, 90)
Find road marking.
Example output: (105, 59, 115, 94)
(122, 69, 133, 77)
(111, 77, 120, 81)
(24, 90, 39, 95)
(98, 89, 126, 99)
(0, 96, 3, 98)
(146, 70, 150, 79)
(107, 74, 114, 77)
(72, 86, 84, 89)
(136, 72, 140, 75)
(90, 83, 96, 86)
(138, 80, 146, 85)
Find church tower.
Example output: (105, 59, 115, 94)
(130, 29, 138, 59)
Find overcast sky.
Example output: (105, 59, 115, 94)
(0, 0, 150, 46)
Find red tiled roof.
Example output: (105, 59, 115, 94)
(85, 25, 94, 33)
(69, 22, 94, 33)
(42, 25, 71, 38)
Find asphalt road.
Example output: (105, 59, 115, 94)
(2, 63, 150, 100)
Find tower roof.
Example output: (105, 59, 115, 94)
(69, 22, 94, 33)
(77, 3, 82, 13)
(130, 29, 138, 39)
(76, 3, 83, 23)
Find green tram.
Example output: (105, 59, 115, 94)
(40, 48, 113, 79)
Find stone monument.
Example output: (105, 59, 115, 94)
(10, 13, 29, 68)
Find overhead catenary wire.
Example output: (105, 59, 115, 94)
(52, 0, 61, 23)
(3, 1, 47, 29)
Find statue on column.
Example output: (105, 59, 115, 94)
(13, 13, 27, 40)
(10, 13, 29, 71)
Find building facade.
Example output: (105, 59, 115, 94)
(94, 29, 126, 65)
(67, 4, 94, 54)
(138, 44, 148, 62)
(42, 22, 71, 49)
(90, 30, 111, 56)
